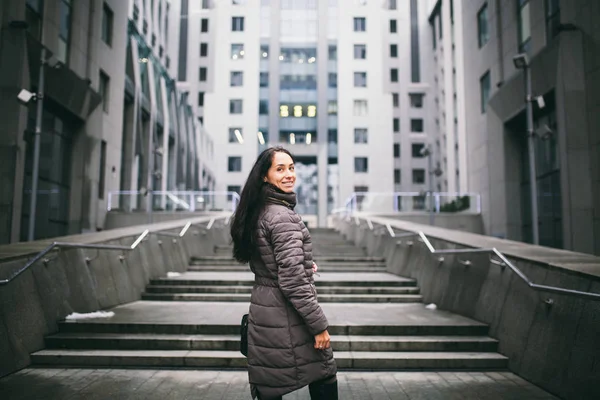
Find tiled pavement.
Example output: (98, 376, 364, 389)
(0, 369, 558, 399)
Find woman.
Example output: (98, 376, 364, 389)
(230, 147, 338, 400)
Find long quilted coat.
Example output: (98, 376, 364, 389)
(247, 187, 337, 399)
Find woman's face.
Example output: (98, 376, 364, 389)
(265, 152, 296, 193)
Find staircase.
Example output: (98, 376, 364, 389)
(31, 228, 508, 370)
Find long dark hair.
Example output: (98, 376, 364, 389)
(230, 146, 294, 263)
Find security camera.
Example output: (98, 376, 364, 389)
(536, 96, 545, 109)
(17, 89, 35, 104)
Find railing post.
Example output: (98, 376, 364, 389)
(393, 194, 398, 212)
(435, 193, 440, 213)
(190, 192, 196, 212)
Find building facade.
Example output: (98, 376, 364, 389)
(431, 0, 600, 255)
(0, 0, 215, 244)
(179, 0, 436, 225)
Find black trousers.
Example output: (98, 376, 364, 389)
(258, 375, 338, 400)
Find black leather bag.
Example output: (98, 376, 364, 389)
(240, 313, 249, 357)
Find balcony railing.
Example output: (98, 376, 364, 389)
(107, 191, 240, 213)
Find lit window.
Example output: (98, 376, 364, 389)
(307, 105, 317, 117)
(280, 105, 289, 117)
(231, 44, 244, 59)
(294, 105, 303, 117)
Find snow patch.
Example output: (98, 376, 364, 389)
(167, 272, 182, 277)
(425, 303, 437, 310)
(66, 311, 115, 320)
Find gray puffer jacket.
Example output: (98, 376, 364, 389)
(247, 187, 337, 399)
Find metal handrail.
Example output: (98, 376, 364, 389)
(341, 215, 600, 302)
(0, 217, 226, 287)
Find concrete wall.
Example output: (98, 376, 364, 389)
(335, 216, 600, 400)
(0, 215, 231, 378)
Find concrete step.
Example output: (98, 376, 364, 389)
(57, 322, 490, 336)
(186, 265, 388, 273)
(140, 293, 424, 303)
(144, 285, 420, 295)
(150, 273, 418, 287)
(31, 349, 508, 370)
(45, 333, 498, 352)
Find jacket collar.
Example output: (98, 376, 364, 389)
(264, 183, 297, 209)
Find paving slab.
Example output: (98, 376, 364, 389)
(0, 369, 559, 399)
(56, 301, 488, 328)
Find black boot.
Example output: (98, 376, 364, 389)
(309, 378, 338, 400)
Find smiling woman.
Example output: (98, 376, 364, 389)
(230, 147, 338, 400)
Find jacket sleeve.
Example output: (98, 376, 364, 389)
(269, 211, 329, 335)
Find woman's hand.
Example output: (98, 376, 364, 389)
(312, 262, 319, 276)
(314, 329, 331, 350)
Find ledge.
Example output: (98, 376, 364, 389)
(0, 212, 230, 263)
(363, 215, 600, 280)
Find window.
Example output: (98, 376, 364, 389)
(389, 0, 397, 10)
(354, 44, 366, 59)
(354, 17, 366, 32)
(280, 75, 317, 90)
(259, 100, 269, 115)
(280, 47, 317, 63)
(409, 93, 424, 108)
(198, 92, 205, 107)
(202, 0, 211, 8)
(394, 169, 401, 184)
(354, 128, 368, 144)
(231, 44, 244, 59)
(546, 0, 560, 42)
(354, 72, 367, 87)
(390, 44, 398, 58)
(228, 157, 242, 172)
(393, 93, 399, 107)
(390, 68, 398, 82)
(261, 44, 269, 58)
(101, 3, 113, 46)
(99, 71, 110, 113)
(199, 67, 207, 81)
(353, 100, 368, 116)
(260, 72, 269, 87)
(99, 140, 107, 199)
(230, 99, 243, 114)
(232, 17, 245, 31)
(394, 143, 400, 158)
(328, 101, 338, 115)
(232, 0, 246, 4)
(328, 129, 338, 143)
(480, 71, 491, 113)
(201, 18, 209, 32)
(328, 45, 337, 60)
(328, 73, 337, 88)
(431, 20, 437, 49)
(411, 119, 424, 132)
(200, 43, 208, 56)
(517, 0, 531, 53)
(25, 0, 43, 41)
(412, 169, 425, 184)
(390, 19, 397, 33)
(230, 71, 243, 87)
(57, 0, 72, 64)
(412, 143, 425, 157)
(354, 157, 368, 173)
(478, 4, 489, 48)
(393, 118, 400, 132)
(229, 128, 243, 143)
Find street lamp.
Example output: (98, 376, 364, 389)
(513, 53, 539, 245)
(17, 45, 61, 241)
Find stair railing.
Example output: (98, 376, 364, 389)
(340, 215, 600, 302)
(0, 216, 227, 287)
